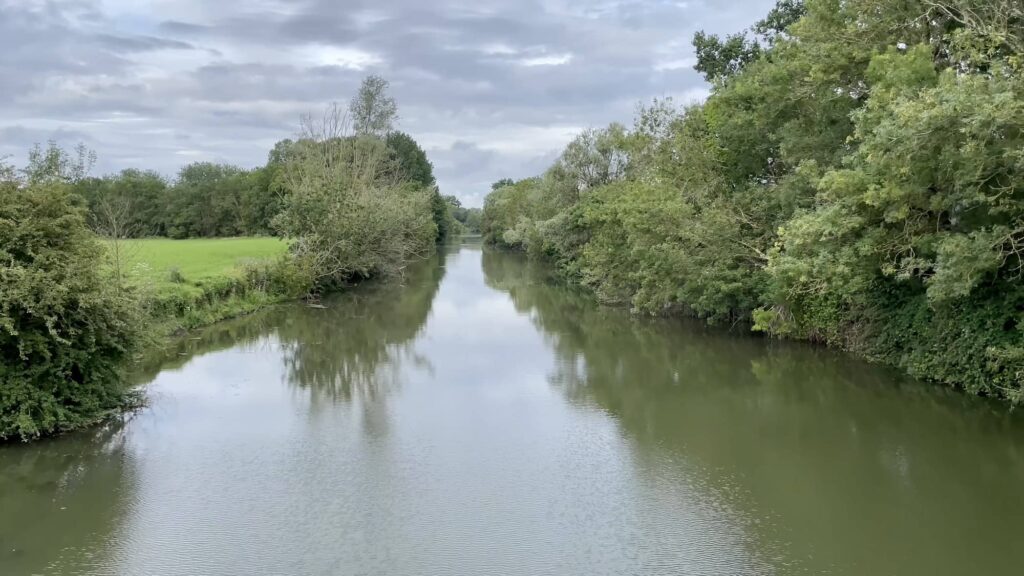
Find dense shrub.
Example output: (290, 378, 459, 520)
(0, 181, 143, 440)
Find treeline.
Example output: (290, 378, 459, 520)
(482, 0, 1024, 402)
(64, 133, 462, 240)
(2, 76, 451, 440)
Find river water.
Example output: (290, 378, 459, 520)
(3, 241, 1024, 576)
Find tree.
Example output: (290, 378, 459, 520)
(91, 192, 140, 291)
(22, 141, 95, 185)
(753, 0, 807, 42)
(692, 0, 806, 83)
(350, 75, 398, 137)
(692, 31, 761, 83)
(165, 162, 249, 238)
(386, 131, 451, 242)
(481, 0, 1024, 402)
(491, 178, 515, 191)
(273, 103, 435, 288)
(386, 131, 435, 188)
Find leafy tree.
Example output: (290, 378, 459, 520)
(350, 75, 398, 137)
(22, 141, 95, 185)
(74, 169, 170, 237)
(692, 0, 806, 83)
(386, 131, 452, 242)
(491, 178, 515, 191)
(692, 31, 761, 83)
(165, 162, 255, 238)
(386, 131, 436, 188)
(274, 103, 435, 288)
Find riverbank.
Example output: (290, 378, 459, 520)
(113, 237, 294, 334)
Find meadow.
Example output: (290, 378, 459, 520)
(113, 237, 292, 330)
(121, 237, 288, 291)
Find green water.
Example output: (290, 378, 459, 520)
(3, 242, 1024, 576)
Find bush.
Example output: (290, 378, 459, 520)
(1, 181, 143, 440)
(168, 267, 185, 284)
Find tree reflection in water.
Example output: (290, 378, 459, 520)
(481, 247, 1024, 576)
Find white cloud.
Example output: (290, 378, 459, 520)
(299, 44, 384, 70)
(654, 57, 697, 72)
(517, 53, 574, 67)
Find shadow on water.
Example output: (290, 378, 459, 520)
(481, 247, 1024, 576)
(0, 422, 135, 575)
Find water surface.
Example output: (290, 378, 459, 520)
(3, 242, 1024, 575)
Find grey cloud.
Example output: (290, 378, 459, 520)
(158, 20, 212, 35)
(94, 33, 198, 52)
(0, 0, 778, 205)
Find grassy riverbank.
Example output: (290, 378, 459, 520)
(116, 237, 296, 333)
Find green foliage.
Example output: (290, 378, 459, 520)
(491, 178, 515, 190)
(386, 131, 436, 188)
(73, 169, 170, 237)
(1, 74, 442, 440)
(386, 131, 452, 242)
(22, 141, 95, 185)
(692, 31, 761, 83)
(274, 103, 436, 289)
(482, 0, 1024, 401)
(350, 75, 398, 137)
(443, 195, 482, 234)
(0, 180, 142, 440)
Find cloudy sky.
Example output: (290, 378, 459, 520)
(0, 0, 774, 206)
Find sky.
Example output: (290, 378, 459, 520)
(0, 0, 775, 207)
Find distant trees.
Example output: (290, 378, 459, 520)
(482, 0, 1024, 402)
(70, 159, 284, 240)
(58, 76, 453, 248)
(444, 195, 483, 234)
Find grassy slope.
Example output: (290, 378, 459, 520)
(115, 237, 291, 331)
(124, 237, 287, 290)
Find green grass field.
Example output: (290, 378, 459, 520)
(110, 237, 292, 329)
(119, 237, 288, 291)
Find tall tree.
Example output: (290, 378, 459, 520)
(350, 75, 398, 137)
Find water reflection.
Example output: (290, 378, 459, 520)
(280, 249, 444, 402)
(0, 423, 134, 575)
(482, 248, 1024, 576)
(3, 245, 1024, 576)
(138, 248, 446, 405)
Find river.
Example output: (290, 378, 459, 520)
(3, 241, 1024, 576)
